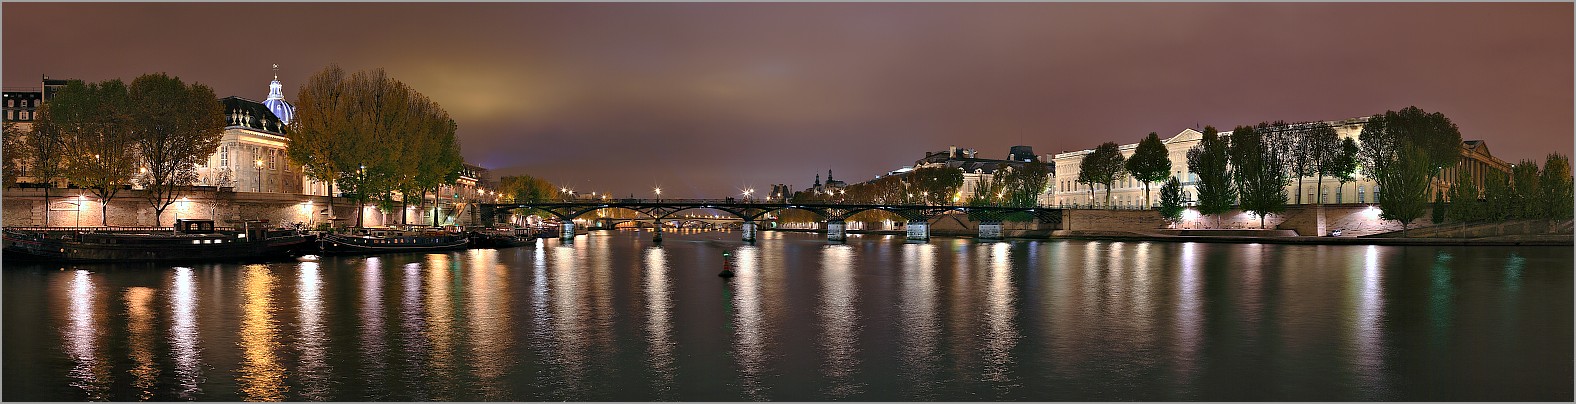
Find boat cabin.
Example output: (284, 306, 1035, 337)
(174, 219, 217, 234)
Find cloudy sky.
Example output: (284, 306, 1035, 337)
(5, 3, 1570, 198)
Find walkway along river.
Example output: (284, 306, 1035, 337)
(2, 229, 1569, 401)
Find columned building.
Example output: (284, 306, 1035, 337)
(1051, 116, 1510, 209)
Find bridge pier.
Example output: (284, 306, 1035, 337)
(653, 222, 663, 242)
(560, 222, 575, 242)
(826, 220, 846, 242)
(906, 222, 930, 241)
(741, 220, 757, 242)
(978, 220, 1004, 240)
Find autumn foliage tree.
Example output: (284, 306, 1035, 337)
(44, 79, 138, 226)
(128, 73, 226, 226)
(290, 65, 463, 228)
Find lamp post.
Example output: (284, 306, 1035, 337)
(255, 159, 265, 192)
(654, 187, 662, 203)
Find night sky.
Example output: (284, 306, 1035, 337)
(5, 3, 1570, 198)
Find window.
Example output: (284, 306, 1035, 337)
(1372, 186, 1379, 202)
(268, 149, 278, 170)
(19, 111, 28, 120)
(1336, 187, 1343, 203)
(4, 111, 11, 120)
(1358, 186, 1365, 203)
(5, 99, 12, 107)
(219, 145, 229, 168)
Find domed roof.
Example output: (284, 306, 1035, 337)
(263, 66, 294, 125)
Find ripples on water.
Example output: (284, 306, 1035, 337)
(2, 230, 1570, 401)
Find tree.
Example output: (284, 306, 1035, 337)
(1158, 177, 1185, 226)
(1302, 124, 1341, 204)
(1125, 132, 1171, 209)
(1509, 159, 1541, 219)
(1539, 153, 1573, 221)
(1360, 109, 1458, 233)
(1364, 107, 1463, 192)
(2, 122, 21, 188)
(12, 115, 69, 226)
(999, 162, 1051, 208)
(1482, 169, 1513, 220)
(290, 66, 439, 228)
(1431, 190, 1447, 224)
(127, 73, 225, 226)
(1446, 169, 1480, 222)
(289, 65, 352, 222)
(907, 167, 963, 205)
(497, 174, 560, 221)
(1369, 142, 1433, 235)
(1325, 137, 1360, 203)
(1187, 126, 1234, 226)
(1079, 142, 1125, 209)
(390, 97, 463, 227)
(1230, 125, 1289, 228)
(50, 79, 137, 226)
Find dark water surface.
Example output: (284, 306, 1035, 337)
(4, 230, 1571, 401)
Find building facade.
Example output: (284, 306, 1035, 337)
(1051, 117, 1511, 209)
(910, 145, 1056, 204)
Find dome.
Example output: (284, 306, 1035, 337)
(263, 70, 294, 125)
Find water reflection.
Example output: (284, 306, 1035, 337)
(170, 267, 202, 399)
(1173, 243, 1203, 386)
(423, 254, 457, 400)
(399, 262, 432, 399)
(899, 243, 940, 399)
(643, 247, 676, 398)
(465, 249, 512, 400)
(359, 258, 388, 399)
(549, 244, 588, 396)
(1348, 245, 1386, 399)
(819, 244, 862, 398)
(296, 262, 331, 400)
(237, 264, 286, 401)
(731, 245, 770, 400)
(62, 270, 109, 400)
(124, 286, 158, 400)
(981, 242, 1019, 394)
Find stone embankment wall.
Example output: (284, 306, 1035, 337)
(1368, 219, 1573, 238)
(1057, 204, 1438, 237)
(2, 188, 483, 228)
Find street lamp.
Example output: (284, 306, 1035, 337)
(654, 187, 662, 202)
(255, 159, 265, 192)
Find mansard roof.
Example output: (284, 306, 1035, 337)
(221, 96, 288, 135)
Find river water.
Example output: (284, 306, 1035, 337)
(3, 230, 1570, 401)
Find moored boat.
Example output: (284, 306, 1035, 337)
(317, 227, 470, 255)
(2, 219, 311, 262)
(469, 227, 536, 249)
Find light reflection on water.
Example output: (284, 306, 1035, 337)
(62, 269, 109, 400)
(170, 267, 202, 400)
(295, 262, 331, 401)
(6, 231, 1571, 402)
(124, 286, 158, 400)
(237, 264, 285, 401)
(818, 244, 862, 398)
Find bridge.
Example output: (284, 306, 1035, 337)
(478, 199, 1063, 242)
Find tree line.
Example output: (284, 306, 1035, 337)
(288, 65, 465, 228)
(2, 66, 475, 229)
(1079, 106, 1573, 233)
(3, 74, 225, 226)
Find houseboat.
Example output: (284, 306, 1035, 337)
(317, 226, 470, 254)
(2, 219, 312, 262)
(469, 227, 537, 249)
